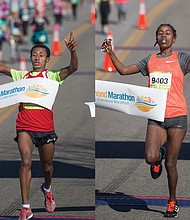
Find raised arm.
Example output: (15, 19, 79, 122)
(101, 39, 140, 75)
(59, 32, 78, 80)
(0, 61, 12, 77)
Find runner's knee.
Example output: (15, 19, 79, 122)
(165, 158, 177, 171)
(145, 152, 160, 164)
(20, 153, 32, 169)
(41, 161, 53, 172)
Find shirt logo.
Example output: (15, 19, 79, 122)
(166, 60, 175, 64)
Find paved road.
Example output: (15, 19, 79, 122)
(96, 0, 190, 219)
(0, 1, 95, 219)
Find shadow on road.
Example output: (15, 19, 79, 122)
(96, 141, 190, 159)
(31, 205, 95, 213)
(0, 160, 94, 179)
(96, 190, 164, 215)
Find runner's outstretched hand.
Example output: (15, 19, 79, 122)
(101, 39, 113, 54)
(64, 32, 77, 52)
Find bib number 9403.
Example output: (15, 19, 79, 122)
(151, 77, 168, 84)
(150, 72, 172, 91)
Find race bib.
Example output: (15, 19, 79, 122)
(54, 6, 62, 14)
(39, 34, 46, 42)
(22, 14, 30, 21)
(150, 71, 172, 92)
(12, 27, 21, 36)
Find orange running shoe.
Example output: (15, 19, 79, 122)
(164, 200, 179, 217)
(150, 147, 166, 179)
(18, 207, 33, 220)
(41, 183, 56, 213)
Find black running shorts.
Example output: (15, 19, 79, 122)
(14, 130, 58, 147)
(148, 115, 187, 131)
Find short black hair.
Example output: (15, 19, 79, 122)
(30, 44, 51, 57)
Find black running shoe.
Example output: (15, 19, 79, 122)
(164, 200, 179, 218)
(150, 147, 166, 179)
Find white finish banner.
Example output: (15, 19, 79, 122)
(0, 78, 59, 110)
(95, 80, 167, 122)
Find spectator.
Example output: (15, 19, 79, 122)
(0, 17, 7, 61)
(31, 9, 49, 45)
(8, 11, 23, 62)
(71, 0, 79, 21)
(62, 0, 72, 18)
(99, 0, 110, 34)
(0, 0, 9, 20)
(34, 0, 46, 15)
(114, 0, 128, 25)
(19, 0, 32, 43)
(52, 0, 64, 26)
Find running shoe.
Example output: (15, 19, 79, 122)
(164, 200, 179, 217)
(150, 147, 166, 179)
(41, 183, 56, 213)
(18, 207, 33, 220)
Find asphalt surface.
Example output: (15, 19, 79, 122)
(0, 1, 95, 219)
(96, 0, 190, 219)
